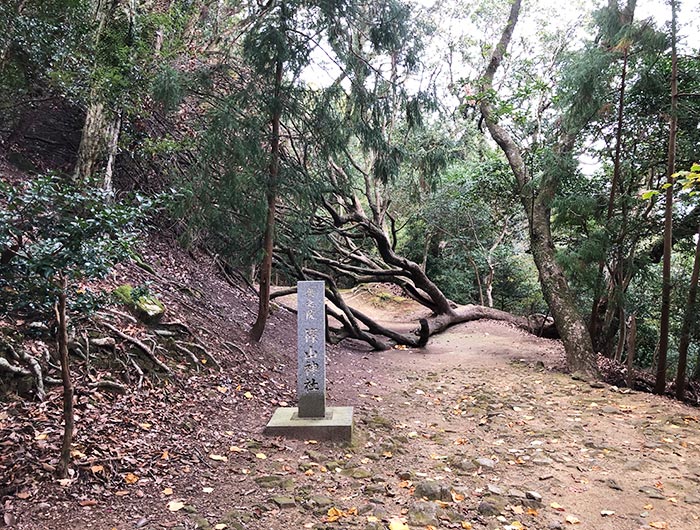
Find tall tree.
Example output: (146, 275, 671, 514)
(676, 223, 700, 399)
(249, 3, 287, 342)
(478, 0, 599, 378)
(655, 0, 679, 395)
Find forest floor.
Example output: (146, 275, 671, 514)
(2, 239, 700, 530)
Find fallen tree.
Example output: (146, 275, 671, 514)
(274, 163, 557, 349)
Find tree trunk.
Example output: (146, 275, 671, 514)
(55, 277, 74, 479)
(590, 43, 630, 346)
(655, 0, 678, 395)
(614, 305, 626, 362)
(529, 204, 599, 377)
(478, 0, 598, 378)
(73, 0, 125, 193)
(73, 98, 121, 194)
(626, 313, 636, 389)
(675, 224, 700, 399)
(250, 56, 283, 342)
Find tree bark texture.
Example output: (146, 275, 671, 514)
(655, 0, 678, 395)
(56, 278, 74, 479)
(73, 0, 127, 194)
(73, 97, 121, 193)
(626, 313, 636, 389)
(478, 0, 598, 378)
(676, 224, 700, 397)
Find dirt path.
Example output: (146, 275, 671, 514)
(14, 292, 700, 530)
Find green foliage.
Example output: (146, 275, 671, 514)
(0, 175, 148, 316)
(398, 151, 542, 313)
(0, 0, 92, 95)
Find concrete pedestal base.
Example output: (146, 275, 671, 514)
(264, 406, 353, 442)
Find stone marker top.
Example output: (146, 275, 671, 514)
(297, 281, 326, 418)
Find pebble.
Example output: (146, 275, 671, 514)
(487, 484, 503, 495)
(639, 486, 665, 500)
(685, 494, 700, 505)
(606, 479, 623, 491)
(407, 501, 438, 526)
(271, 496, 296, 509)
(414, 480, 452, 502)
(308, 495, 333, 508)
(507, 488, 526, 499)
(475, 457, 496, 469)
(477, 501, 501, 516)
(525, 491, 542, 502)
(532, 457, 554, 466)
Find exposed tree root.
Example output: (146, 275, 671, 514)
(127, 354, 145, 388)
(9, 345, 46, 401)
(92, 380, 128, 394)
(102, 322, 172, 375)
(0, 357, 31, 377)
(173, 343, 202, 371)
(224, 341, 248, 361)
(176, 341, 221, 371)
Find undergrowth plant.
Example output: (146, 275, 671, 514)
(0, 174, 150, 319)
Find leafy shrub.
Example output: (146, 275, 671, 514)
(0, 175, 150, 317)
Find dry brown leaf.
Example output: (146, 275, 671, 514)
(461, 522, 473, 529)
(203, 487, 214, 494)
(16, 492, 30, 500)
(214, 525, 227, 530)
(649, 523, 668, 529)
(167, 500, 185, 512)
(162, 488, 173, 496)
(255, 453, 267, 460)
(229, 446, 246, 453)
(600, 510, 615, 517)
(451, 490, 465, 502)
(388, 520, 410, 530)
(114, 490, 129, 497)
(326, 507, 343, 522)
(550, 502, 565, 511)
(565, 514, 581, 524)
(90, 465, 104, 473)
(124, 472, 139, 484)
(79, 499, 97, 507)
(526, 508, 539, 516)
(209, 454, 228, 462)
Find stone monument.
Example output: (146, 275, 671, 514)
(264, 281, 353, 441)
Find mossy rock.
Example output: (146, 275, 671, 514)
(113, 284, 165, 323)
